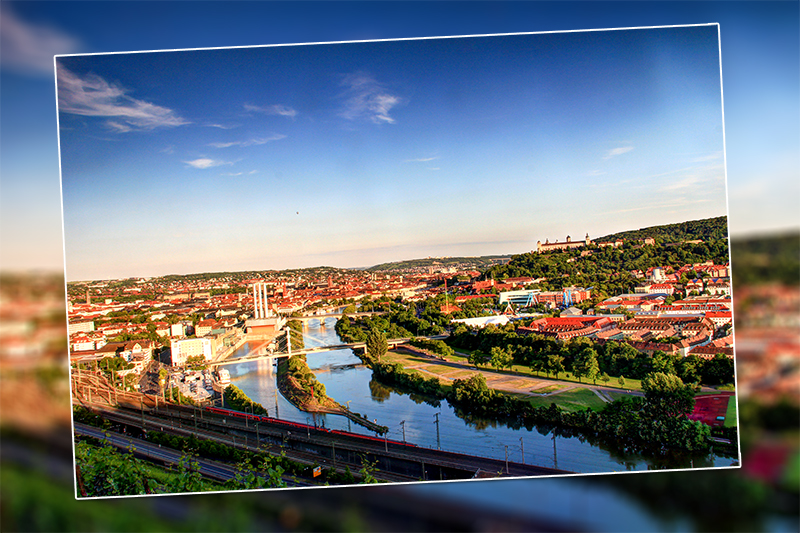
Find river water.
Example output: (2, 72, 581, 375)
(224, 317, 734, 474)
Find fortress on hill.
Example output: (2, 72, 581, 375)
(536, 233, 591, 253)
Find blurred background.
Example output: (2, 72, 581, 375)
(1, 1, 797, 531)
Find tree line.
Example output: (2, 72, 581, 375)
(449, 324, 734, 386)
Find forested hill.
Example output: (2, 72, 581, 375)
(596, 216, 729, 244)
(483, 217, 731, 298)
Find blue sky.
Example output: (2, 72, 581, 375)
(55, 26, 727, 279)
(1, 1, 797, 280)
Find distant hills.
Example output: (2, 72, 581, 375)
(367, 255, 511, 272)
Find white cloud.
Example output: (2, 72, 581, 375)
(184, 158, 232, 169)
(244, 104, 297, 118)
(603, 146, 634, 159)
(690, 151, 723, 163)
(406, 156, 438, 163)
(105, 120, 132, 133)
(208, 134, 286, 148)
(57, 64, 189, 131)
(338, 72, 401, 124)
(0, 5, 82, 76)
(659, 175, 702, 192)
(657, 163, 724, 192)
(206, 123, 238, 130)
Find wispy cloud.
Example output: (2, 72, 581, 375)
(184, 158, 233, 169)
(244, 104, 297, 118)
(0, 5, 81, 76)
(221, 170, 258, 177)
(690, 151, 723, 163)
(405, 156, 439, 163)
(603, 145, 634, 160)
(57, 64, 189, 132)
(208, 134, 286, 148)
(338, 71, 401, 124)
(205, 123, 239, 130)
(657, 163, 724, 192)
(586, 169, 607, 177)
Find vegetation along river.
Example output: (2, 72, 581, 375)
(225, 317, 734, 474)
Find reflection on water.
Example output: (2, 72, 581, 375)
(225, 317, 732, 473)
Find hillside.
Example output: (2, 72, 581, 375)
(483, 216, 731, 298)
(596, 216, 729, 244)
(367, 255, 511, 272)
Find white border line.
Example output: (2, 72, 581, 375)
(56, 23, 739, 501)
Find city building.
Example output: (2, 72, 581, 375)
(170, 337, 214, 366)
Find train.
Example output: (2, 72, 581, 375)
(203, 405, 415, 448)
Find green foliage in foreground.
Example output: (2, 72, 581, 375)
(74, 439, 223, 496)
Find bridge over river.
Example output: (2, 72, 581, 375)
(208, 335, 448, 367)
(290, 311, 386, 324)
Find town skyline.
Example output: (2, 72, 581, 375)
(64, 215, 726, 283)
(57, 26, 727, 281)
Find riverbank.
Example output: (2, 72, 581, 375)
(276, 356, 387, 434)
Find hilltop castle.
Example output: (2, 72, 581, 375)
(536, 233, 591, 253)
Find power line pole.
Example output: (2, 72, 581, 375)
(553, 432, 558, 469)
(520, 437, 525, 464)
(434, 412, 441, 450)
(505, 445, 509, 474)
(400, 420, 405, 443)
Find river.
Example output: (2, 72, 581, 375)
(223, 317, 735, 474)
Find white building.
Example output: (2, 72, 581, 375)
(170, 337, 214, 366)
(451, 315, 511, 328)
(68, 319, 95, 336)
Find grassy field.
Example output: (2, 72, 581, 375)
(530, 384, 569, 394)
(724, 396, 738, 428)
(515, 388, 608, 413)
(384, 349, 620, 412)
(449, 349, 644, 391)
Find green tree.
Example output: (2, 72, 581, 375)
(641, 372, 696, 420)
(468, 351, 490, 369)
(651, 350, 677, 375)
(365, 329, 388, 362)
(489, 346, 513, 371)
(574, 347, 600, 384)
(546, 353, 565, 379)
